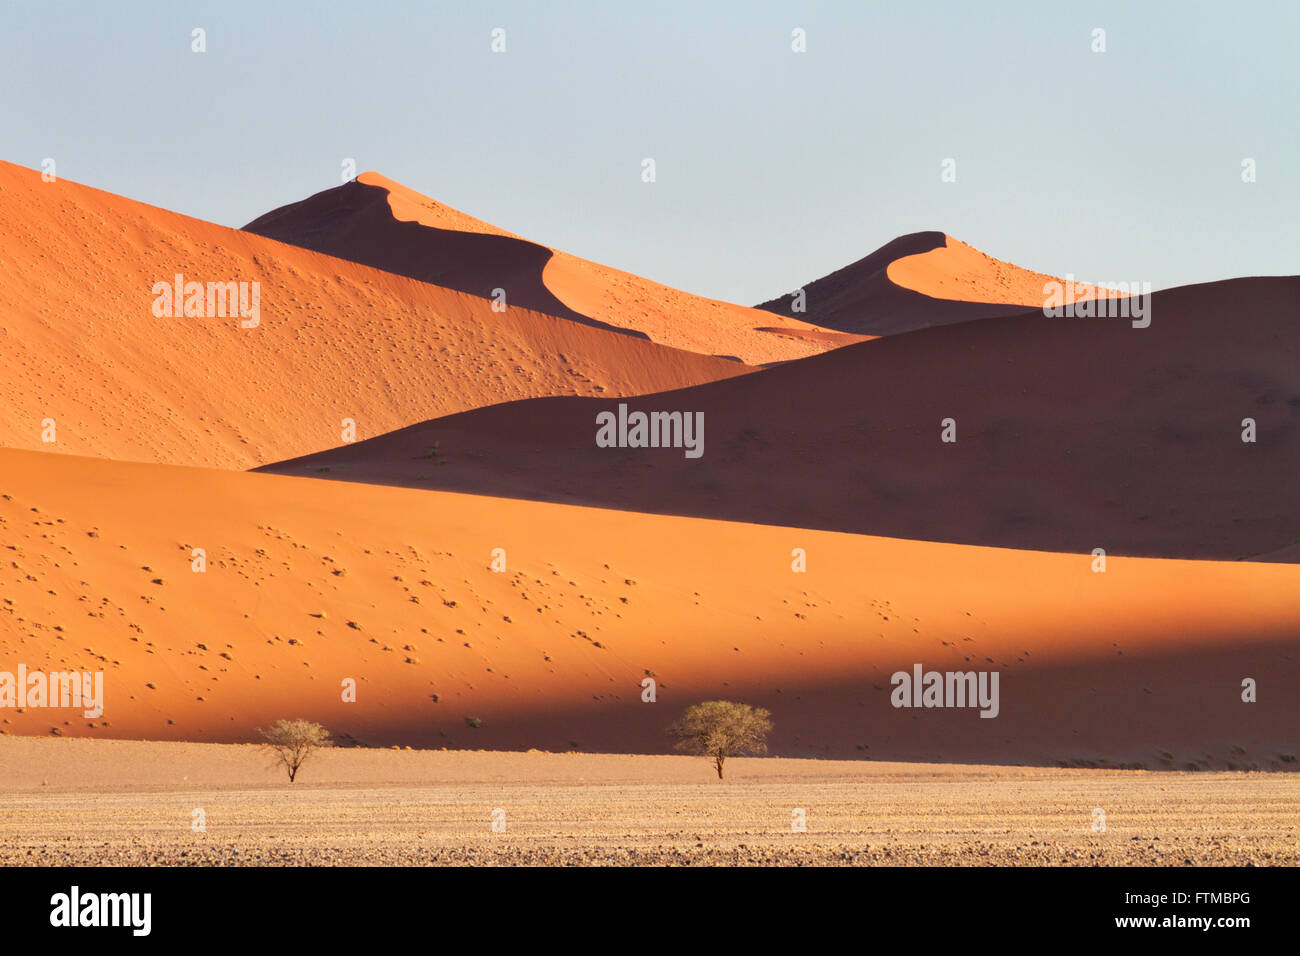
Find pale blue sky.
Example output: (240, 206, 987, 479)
(2, 0, 1295, 303)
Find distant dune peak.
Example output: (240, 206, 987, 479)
(887, 233, 1125, 307)
(757, 231, 1125, 337)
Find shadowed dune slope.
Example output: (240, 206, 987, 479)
(245, 172, 863, 365)
(1, 448, 1297, 767)
(0, 161, 747, 468)
(757, 231, 1127, 336)
(261, 277, 1300, 561)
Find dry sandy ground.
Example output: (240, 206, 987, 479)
(0, 739, 1294, 866)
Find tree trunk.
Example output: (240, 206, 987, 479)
(715, 755, 725, 779)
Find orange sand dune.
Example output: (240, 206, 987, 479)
(262, 277, 1300, 561)
(889, 234, 1132, 305)
(758, 231, 1128, 336)
(0, 161, 747, 469)
(244, 173, 862, 365)
(0, 448, 1296, 767)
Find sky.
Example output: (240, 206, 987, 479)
(2, 0, 1295, 304)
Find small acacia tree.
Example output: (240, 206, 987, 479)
(259, 719, 332, 783)
(667, 701, 773, 779)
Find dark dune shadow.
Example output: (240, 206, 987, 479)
(251, 633, 1300, 770)
(256, 276, 1300, 562)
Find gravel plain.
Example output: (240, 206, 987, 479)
(1, 738, 1295, 866)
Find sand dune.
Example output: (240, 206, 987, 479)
(260, 277, 1300, 561)
(1, 447, 1296, 769)
(2, 157, 1293, 805)
(0, 161, 747, 469)
(245, 173, 862, 365)
(757, 231, 1127, 336)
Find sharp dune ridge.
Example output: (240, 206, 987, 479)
(245, 171, 867, 365)
(756, 230, 1133, 336)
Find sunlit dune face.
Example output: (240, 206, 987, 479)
(542, 251, 848, 363)
(358, 171, 517, 239)
(887, 235, 1131, 306)
(0, 446, 1295, 766)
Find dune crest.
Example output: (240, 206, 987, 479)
(758, 231, 1129, 336)
(245, 173, 859, 364)
(357, 171, 520, 239)
(887, 234, 1131, 306)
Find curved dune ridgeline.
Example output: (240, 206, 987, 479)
(757, 231, 1131, 336)
(245, 172, 860, 365)
(262, 277, 1300, 562)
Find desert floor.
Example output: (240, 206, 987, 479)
(0, 738, 1294, 866)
